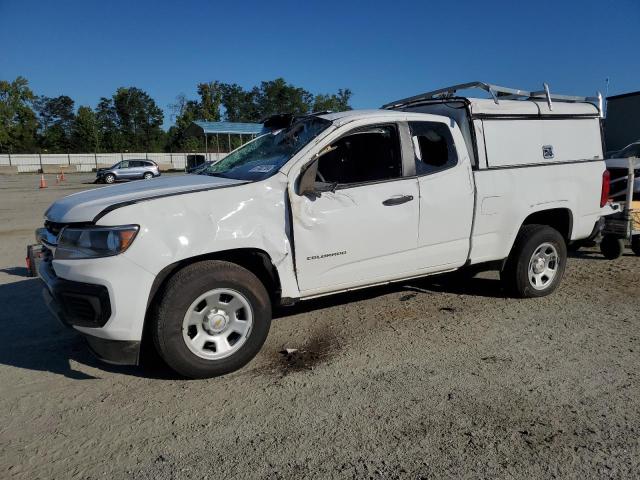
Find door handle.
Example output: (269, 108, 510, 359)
(382, 195, 414, 206)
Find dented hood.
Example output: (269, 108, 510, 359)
(45, 174, 246, 223)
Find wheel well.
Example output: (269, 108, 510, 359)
(522, 208, 573, 241)
(139, 248, 282, 363)
(147, 249, 282, 309)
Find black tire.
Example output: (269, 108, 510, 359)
(600, 235, 624, 260)
(500, 224, 567, 298)
(152, 260, 271, 379)
(143, 172, 153, 180)
(104, 173, 115, 184)
(631, 236, 640, 256)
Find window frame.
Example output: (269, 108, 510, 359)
(408, 120, 459, 177)
(314, 122, 410, 191)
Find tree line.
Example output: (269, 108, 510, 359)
(0, 77, 352, 154)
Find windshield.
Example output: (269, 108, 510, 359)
(200, 116, 332, 181)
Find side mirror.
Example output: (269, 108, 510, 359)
(297, 144, 339, 196)
(297, 159, 319, 196)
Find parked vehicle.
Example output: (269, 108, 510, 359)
(37, 82, 613, 378)
(96, 159, 160, 183)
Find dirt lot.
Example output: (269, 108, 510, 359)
(0, 173, 639, 479)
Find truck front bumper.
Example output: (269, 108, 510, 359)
(39, 257, 141, 365)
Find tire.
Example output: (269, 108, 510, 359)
(500, 224, 567, 298)
(600, 235, 624, 260)
(104, 173, 115, 184)
(143, 172, 153, 180)
(631, 236, 640, 256)
(152, 260, 271, 379)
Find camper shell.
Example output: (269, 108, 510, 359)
(383, 81, 604, 171)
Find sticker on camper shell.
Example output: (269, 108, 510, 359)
(249, 165, 275, 173)
(542, 145, 554, 159)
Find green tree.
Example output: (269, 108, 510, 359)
(166, 93, 203, 151)
(96, 96, 122, 151)
(221, 83, 259, 122)
(72, 106, 101, 152)
(0, 76, 39, 153)
(35, 95, 76, 152)
(254, 78, 313, 118)
(196, 82, 222, 121)
(96, 87, 164, 152)
(312, 88, 352, 112)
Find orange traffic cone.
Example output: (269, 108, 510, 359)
(39, 174, 47, 189)
(60, 169, 65, 181)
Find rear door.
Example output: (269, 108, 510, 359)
(291, 123, 420, 295)
(128, 160, 145, 178)
(410, 121, 475, 269)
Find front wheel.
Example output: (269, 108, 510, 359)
(152, 260, 271, 379)
(104, 173, 115, 184)
(501, 224, 567, 298)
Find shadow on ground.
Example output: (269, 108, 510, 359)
(0, 267, 30, 278)
(274, 271, 505, 319)
(0, 278, 178, 380)
(0, 269, 507, 381)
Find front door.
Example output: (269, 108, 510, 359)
(291, 123, 420, 295)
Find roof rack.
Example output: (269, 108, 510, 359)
(382, 81, 603, 116)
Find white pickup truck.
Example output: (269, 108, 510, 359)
(37, 82, 611, 378)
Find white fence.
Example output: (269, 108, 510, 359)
(0, 152, 227, 173)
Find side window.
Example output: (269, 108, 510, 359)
(120, 160, 130, 168)
(409, 122, 457, 175)
(130, 161, 143, 167)
(316, 124, 402, 186)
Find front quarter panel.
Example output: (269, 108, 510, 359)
(97, 172, 298, 296)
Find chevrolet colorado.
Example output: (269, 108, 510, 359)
(37, 82, 612, 378)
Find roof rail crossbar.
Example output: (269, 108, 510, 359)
(382, 81, 603, 116)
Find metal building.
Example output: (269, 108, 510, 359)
(185, 121, 264, 155)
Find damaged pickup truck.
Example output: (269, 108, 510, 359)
(37, 82, 612, 378)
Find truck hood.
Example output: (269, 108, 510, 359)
(45, 174, 246, 223)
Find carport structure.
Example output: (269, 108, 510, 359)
(186, 121, 264, 158)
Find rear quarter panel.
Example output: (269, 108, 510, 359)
(470, 160, 606, 263)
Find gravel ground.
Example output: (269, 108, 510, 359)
(0, 173, 639, 479)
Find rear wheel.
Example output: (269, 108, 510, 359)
(631, 236, 640, 256)
(143, 172, 153, 180)
(501, 224, 567, 298)
(600, 235, 624, 260)
(104, 173, 115, 184)
(152, 260, 271, 379)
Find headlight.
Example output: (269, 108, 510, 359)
(56, 225, 139, 260)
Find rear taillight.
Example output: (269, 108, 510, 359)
(601, 170, 610, 207)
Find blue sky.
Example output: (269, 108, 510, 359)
(1, 0, 638, 127)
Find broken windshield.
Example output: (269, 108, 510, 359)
(200, 116, 332, 181)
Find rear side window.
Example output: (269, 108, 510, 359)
(316, 124, 402, 186)
(130, 160, 144, 167)
(409, 122, 457, 175)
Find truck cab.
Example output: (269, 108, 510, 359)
(37, 82, 611, 378)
